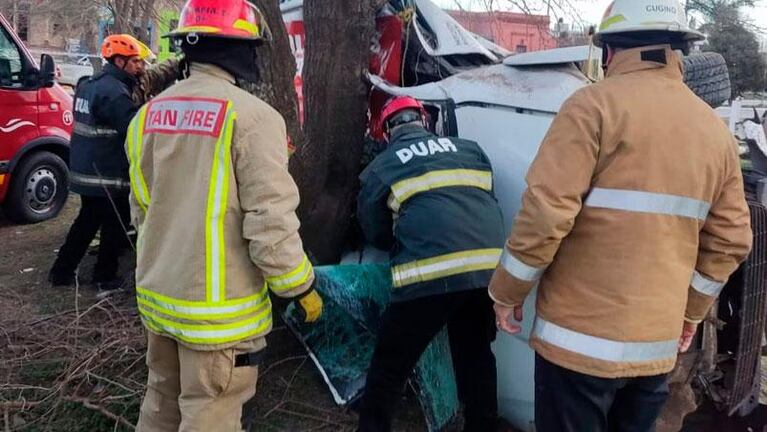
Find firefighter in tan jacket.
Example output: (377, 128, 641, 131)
(128, 1, 322, 431)
(489, 1, 752, 431)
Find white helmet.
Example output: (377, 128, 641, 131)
(593, 0, 705, 48)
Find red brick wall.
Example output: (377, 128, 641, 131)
(448, 10, 556, 53)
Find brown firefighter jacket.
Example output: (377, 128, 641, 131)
(489, 46, 752, 378)
(126, 63, 314, 352)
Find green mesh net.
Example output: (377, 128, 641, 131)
(283, 264, 459, 431)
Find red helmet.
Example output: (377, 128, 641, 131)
(378, 96, 426, 134)
(165, 0, 272, 42)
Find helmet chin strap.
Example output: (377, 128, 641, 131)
(112, 56, 129, 72)
(601, 45, 612, 72)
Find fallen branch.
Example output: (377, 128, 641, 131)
(8, 309, 79, 333)
(259, 355, 307, 379)
(275, 406, 345, 428)
(63, 396, 135, 430)
(0, 401, 42, 410)
(264, 357, 307, 418)
(1, 291, 146, 429)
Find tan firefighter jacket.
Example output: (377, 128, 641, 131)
(489, 46, 752, 378)
(126, 63, 314, 351)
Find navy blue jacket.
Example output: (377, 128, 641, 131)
(69, 63, 137, 196)
(357, 125, 505, 302)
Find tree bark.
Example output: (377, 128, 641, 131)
(136, 0, 154, 44)
(11, 0, 18, 32)
(289, 0, 379, 264)
(111, 0, 127, 33)
(214, 0, 378, 264)
(251, 0, 304, 152)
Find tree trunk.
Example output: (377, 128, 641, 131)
(251, 0, 304, 151)
(289, 0, 379, 264)
(225, 0, 379, 264)
(136, 0, 154, 44)
(111, 0, 127, 34)
(11, 0, 18, 32)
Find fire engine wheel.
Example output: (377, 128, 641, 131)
(3, 151, 69, 224)
(682, 52, 732, 108)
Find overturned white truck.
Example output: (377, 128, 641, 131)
(280, 0, 767, 430)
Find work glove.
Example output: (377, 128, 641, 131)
(296, 287, 323, 323)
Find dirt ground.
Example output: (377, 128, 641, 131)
(1, 195, 766, 432)
(0, 196, 427, 432)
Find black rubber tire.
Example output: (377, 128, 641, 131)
(682, 52, 731, 108)
(2, 151, 69, 224)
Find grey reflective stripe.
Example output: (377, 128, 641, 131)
(500, 249, 545, 282)
(73, 122, 119, 138)
(533, 317, 678, 363)
(690, 271, 725, 297)
(585, 188, 710, 221)
(70, 172, 130, 189)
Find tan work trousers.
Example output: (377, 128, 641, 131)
(136, 332, 260, 432)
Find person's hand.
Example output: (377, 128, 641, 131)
(297, 289, 323, 323)
(678, 321, 698, 353)
(494, 303, 523, 335)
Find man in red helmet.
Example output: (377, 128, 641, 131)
(356, 96, 505, 431)
(128, 1, 322, 431)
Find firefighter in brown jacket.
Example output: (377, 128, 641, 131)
(489, 1, 752, 431)
(128, 1, 322, 430)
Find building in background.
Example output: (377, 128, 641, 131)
(447, 9, 556, 53)
(551, 18, 594, 47)
(1, 0, 181, 57)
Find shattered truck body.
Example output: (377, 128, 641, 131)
(280, 0, 767, 430)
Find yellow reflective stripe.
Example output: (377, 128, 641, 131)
(206, 105, 236, 303)
(174, 25, 222, 34)
(266, 255, 313, 292)
(388, 169, 492, 212)
(600, 14, 627, 31)
(139, 304, 271, 331)
(139, 305, 272, 345)
(233, 19, 260, 36)
(137, 297, 269, 322)
(136, 285, 269, 321)
(136, 286, 268, 308)
(392, 248, 502, 288)
(127, 108, 150, 213)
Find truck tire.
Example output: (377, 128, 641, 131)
(683, 52, 731, 108)
(3, 151, 69, 224)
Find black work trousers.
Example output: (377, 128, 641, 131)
(535, 354, 670, 432)
(358, 288, 498, 432)
(51, 194, 130, 283)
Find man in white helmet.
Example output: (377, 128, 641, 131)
(489, 1, 753, 431)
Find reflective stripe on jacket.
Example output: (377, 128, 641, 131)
(358, 125, 505, 302)
(489, 46, 752, 378)
(126, 63, 314, 350)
